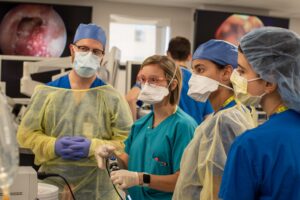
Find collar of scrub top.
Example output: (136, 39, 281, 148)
(148, 106, 178, 129)
(213, 95, 236, 115)
(269, 105, 289, 119)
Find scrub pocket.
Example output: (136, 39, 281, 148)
(151, 153, 171, 174)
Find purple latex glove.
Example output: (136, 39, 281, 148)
(68, 137, 91, 159)
(55, 136, 89, 160)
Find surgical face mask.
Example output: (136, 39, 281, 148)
(137, 67, 177, 104)
(73, 51, 100, 78)
(230, 69, 266, 107)
(137, 83, 170, 104)
(188, 74, 233, 102)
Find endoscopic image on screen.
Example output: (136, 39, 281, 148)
(193, 10, 289, 49)
(0, 2, 92, 57)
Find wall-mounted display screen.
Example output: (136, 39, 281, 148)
(194, 10, 289, 49)
(0, 2, 92, 57)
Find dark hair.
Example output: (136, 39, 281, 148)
(167, 36, 191, 61)
(238, 45, 244, 53)
(211, 60, 226, 70)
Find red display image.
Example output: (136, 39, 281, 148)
(215, 14, 264, 46)
(0, 4, 66, 57)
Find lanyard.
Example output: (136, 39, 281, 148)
(222, 96, 235, 108)
(276, 105, 288, 114)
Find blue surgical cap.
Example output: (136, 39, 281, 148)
(192, 39, 238, 68)
(73, 23, 106, 47)
(240, 26, 300, 112)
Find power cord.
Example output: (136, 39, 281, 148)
(38, 172, 76, 200)
(106, 156, 125, 200)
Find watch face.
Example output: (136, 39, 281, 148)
(143, 173, 151, 184)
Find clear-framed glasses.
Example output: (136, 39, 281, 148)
(137, 75, 167, 85)
(73, 44, 104, 57)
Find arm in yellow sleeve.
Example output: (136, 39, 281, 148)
(89, 89, 133, 157)
(17, 129, 56, 165)
(17, 86, 57, 165)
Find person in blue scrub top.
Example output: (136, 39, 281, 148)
(173, 39, 256, 200)
(17, 23, 133, 200)
(219, 27, 300, 200)
(47, 25, 106, 89)
(167, 36, 213, 124)
(95, 55, 197, 200)
(125, 36, 213, 123)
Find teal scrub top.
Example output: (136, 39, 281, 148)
(125, 107, 197, 200)
(219, 109, 300, 200)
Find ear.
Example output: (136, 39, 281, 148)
(69, 44, 75, 63)
(69, 44, 74, 55)
(221, 65, 233, 82)
(170, 79, 178, 91)
(187, 53, 192, 61)
(265, 81, 277, 94)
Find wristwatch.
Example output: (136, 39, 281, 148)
(143, 173, 151, 187)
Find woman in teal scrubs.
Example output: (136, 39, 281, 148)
(219, 27, 300, 200)
(95, 55, 197, 200)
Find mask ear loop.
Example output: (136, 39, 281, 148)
(167, 64, 178, 88)
(219, 83, 234, 91)
(248, 77, 261, 82)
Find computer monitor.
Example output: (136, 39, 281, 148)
(193, 10, 290, 49)
(0, 2, 92, 57)
(125, 61, 142, 93)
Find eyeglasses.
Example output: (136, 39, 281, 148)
(137, 75, 167, 85)
(73, 44, 104, 57)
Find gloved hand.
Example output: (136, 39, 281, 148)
(110, 170, 139, 189)
(55, 136, 90, 160)
(68, 137, 91, 158)
(95, 145, 116, 169)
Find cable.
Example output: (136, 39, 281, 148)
(38, 172, 76, 200)
(106, 157, 125, 200)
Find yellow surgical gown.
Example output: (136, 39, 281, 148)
(17, 85, 133, 200)
(173, 103, 256, 200)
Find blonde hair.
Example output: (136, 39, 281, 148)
(141, 55, 182, 105)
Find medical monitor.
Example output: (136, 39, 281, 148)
(0, 2, 92, 57)
(126, 61, 142, 93)
(193, 10, 289, 50)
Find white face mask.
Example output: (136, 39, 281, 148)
(137, 83, 170, 104)
(188, 74, 233, 102)
(73, 51, 100, 78)
(230, 69, 266, 107)
(137, 67, 177, 105)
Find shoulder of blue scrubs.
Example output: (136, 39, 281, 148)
(47, 74, 106, 88)
(47, 74, 71, 89)
(220, 109, 300, 200)
(90, 77, 106, 87)
(180, 66, 192, 80)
